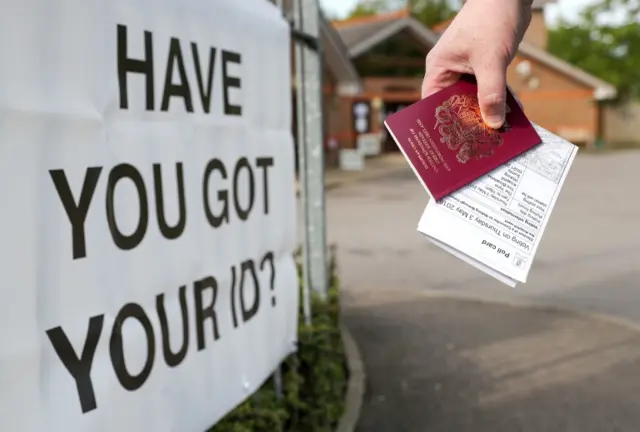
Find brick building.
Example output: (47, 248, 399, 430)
(322, 0, 617, 163)
(283, 3, 363, 169)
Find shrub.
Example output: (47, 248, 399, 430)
(211, 246, 346, 432)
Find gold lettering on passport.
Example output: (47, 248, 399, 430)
(434, 94, 512, 164)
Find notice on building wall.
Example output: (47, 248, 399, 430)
(353, 101, 371, 134)
(0, 0, 298, 430)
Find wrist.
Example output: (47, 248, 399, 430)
(465, 0, 533, 8)
(464, 0, 533, 23)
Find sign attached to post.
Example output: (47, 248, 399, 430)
(0, 0, 298, 430)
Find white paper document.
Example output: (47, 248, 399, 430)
(417, 124, 578, 287)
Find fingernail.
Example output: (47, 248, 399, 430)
(484, 114, 504, 129)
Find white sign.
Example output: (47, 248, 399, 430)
(0, 0, 298, 430)
(339, 149, 365, 171)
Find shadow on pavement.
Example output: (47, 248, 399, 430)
(343, 291, 640, 432)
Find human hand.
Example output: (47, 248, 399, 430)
(421, 0, 533, 128)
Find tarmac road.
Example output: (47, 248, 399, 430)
(326, 151, 640, 324)
(323, 151, 640, 431)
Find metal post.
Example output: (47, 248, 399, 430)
(293, 1, 312, 325)
(271, 0, 287, 409)
(296, 0, 328, 300)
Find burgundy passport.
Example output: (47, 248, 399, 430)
(384, 75, 541, 201)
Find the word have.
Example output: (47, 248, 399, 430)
(117, 24, 242, 115)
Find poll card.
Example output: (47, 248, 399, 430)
(417, 124, 578, 287)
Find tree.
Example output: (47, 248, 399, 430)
(410, 0, 458, 28)
(343, 0, 459, 77)
(345, 0, 404, 18)
(547, 0, 640, 101)
(345, 0, 458, 28)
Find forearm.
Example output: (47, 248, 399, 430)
(423, 0, 535, 125)
(463, 0, 533, 41)
(466, 0, 533, 6)
(464, 0, 533, 16)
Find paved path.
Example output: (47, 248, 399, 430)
(345, 290, 640, 432)
(327, 152, 640, 323)
(323, 151, 640, 431)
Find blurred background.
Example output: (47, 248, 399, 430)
(301, 0, 639, 171)
(292, 1, 640, 430)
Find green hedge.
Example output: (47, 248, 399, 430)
(211, 246, 346, 432)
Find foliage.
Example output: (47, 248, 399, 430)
(345, 0, 458, 28)
(547, 0, 640, 101)
(410, 0, 458, 28)
(585, 0, 639, 18)
(346, 0, 401, 18)
(210, 246, 346, 432)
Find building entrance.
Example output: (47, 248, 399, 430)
(382, 101, 413, 152)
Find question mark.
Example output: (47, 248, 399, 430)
(260, 251, 276, 306)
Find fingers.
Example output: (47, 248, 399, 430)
(421, 61, 461, 99)
(474, 60, 508, 129)
(422, 52, 515, 130)
(421, 75, 442, 99)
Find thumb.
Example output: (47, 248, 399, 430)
(474, 63, 508, 129)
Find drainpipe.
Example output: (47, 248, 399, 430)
(594, 100, 605, 152)
(594, 86, 616, 151)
